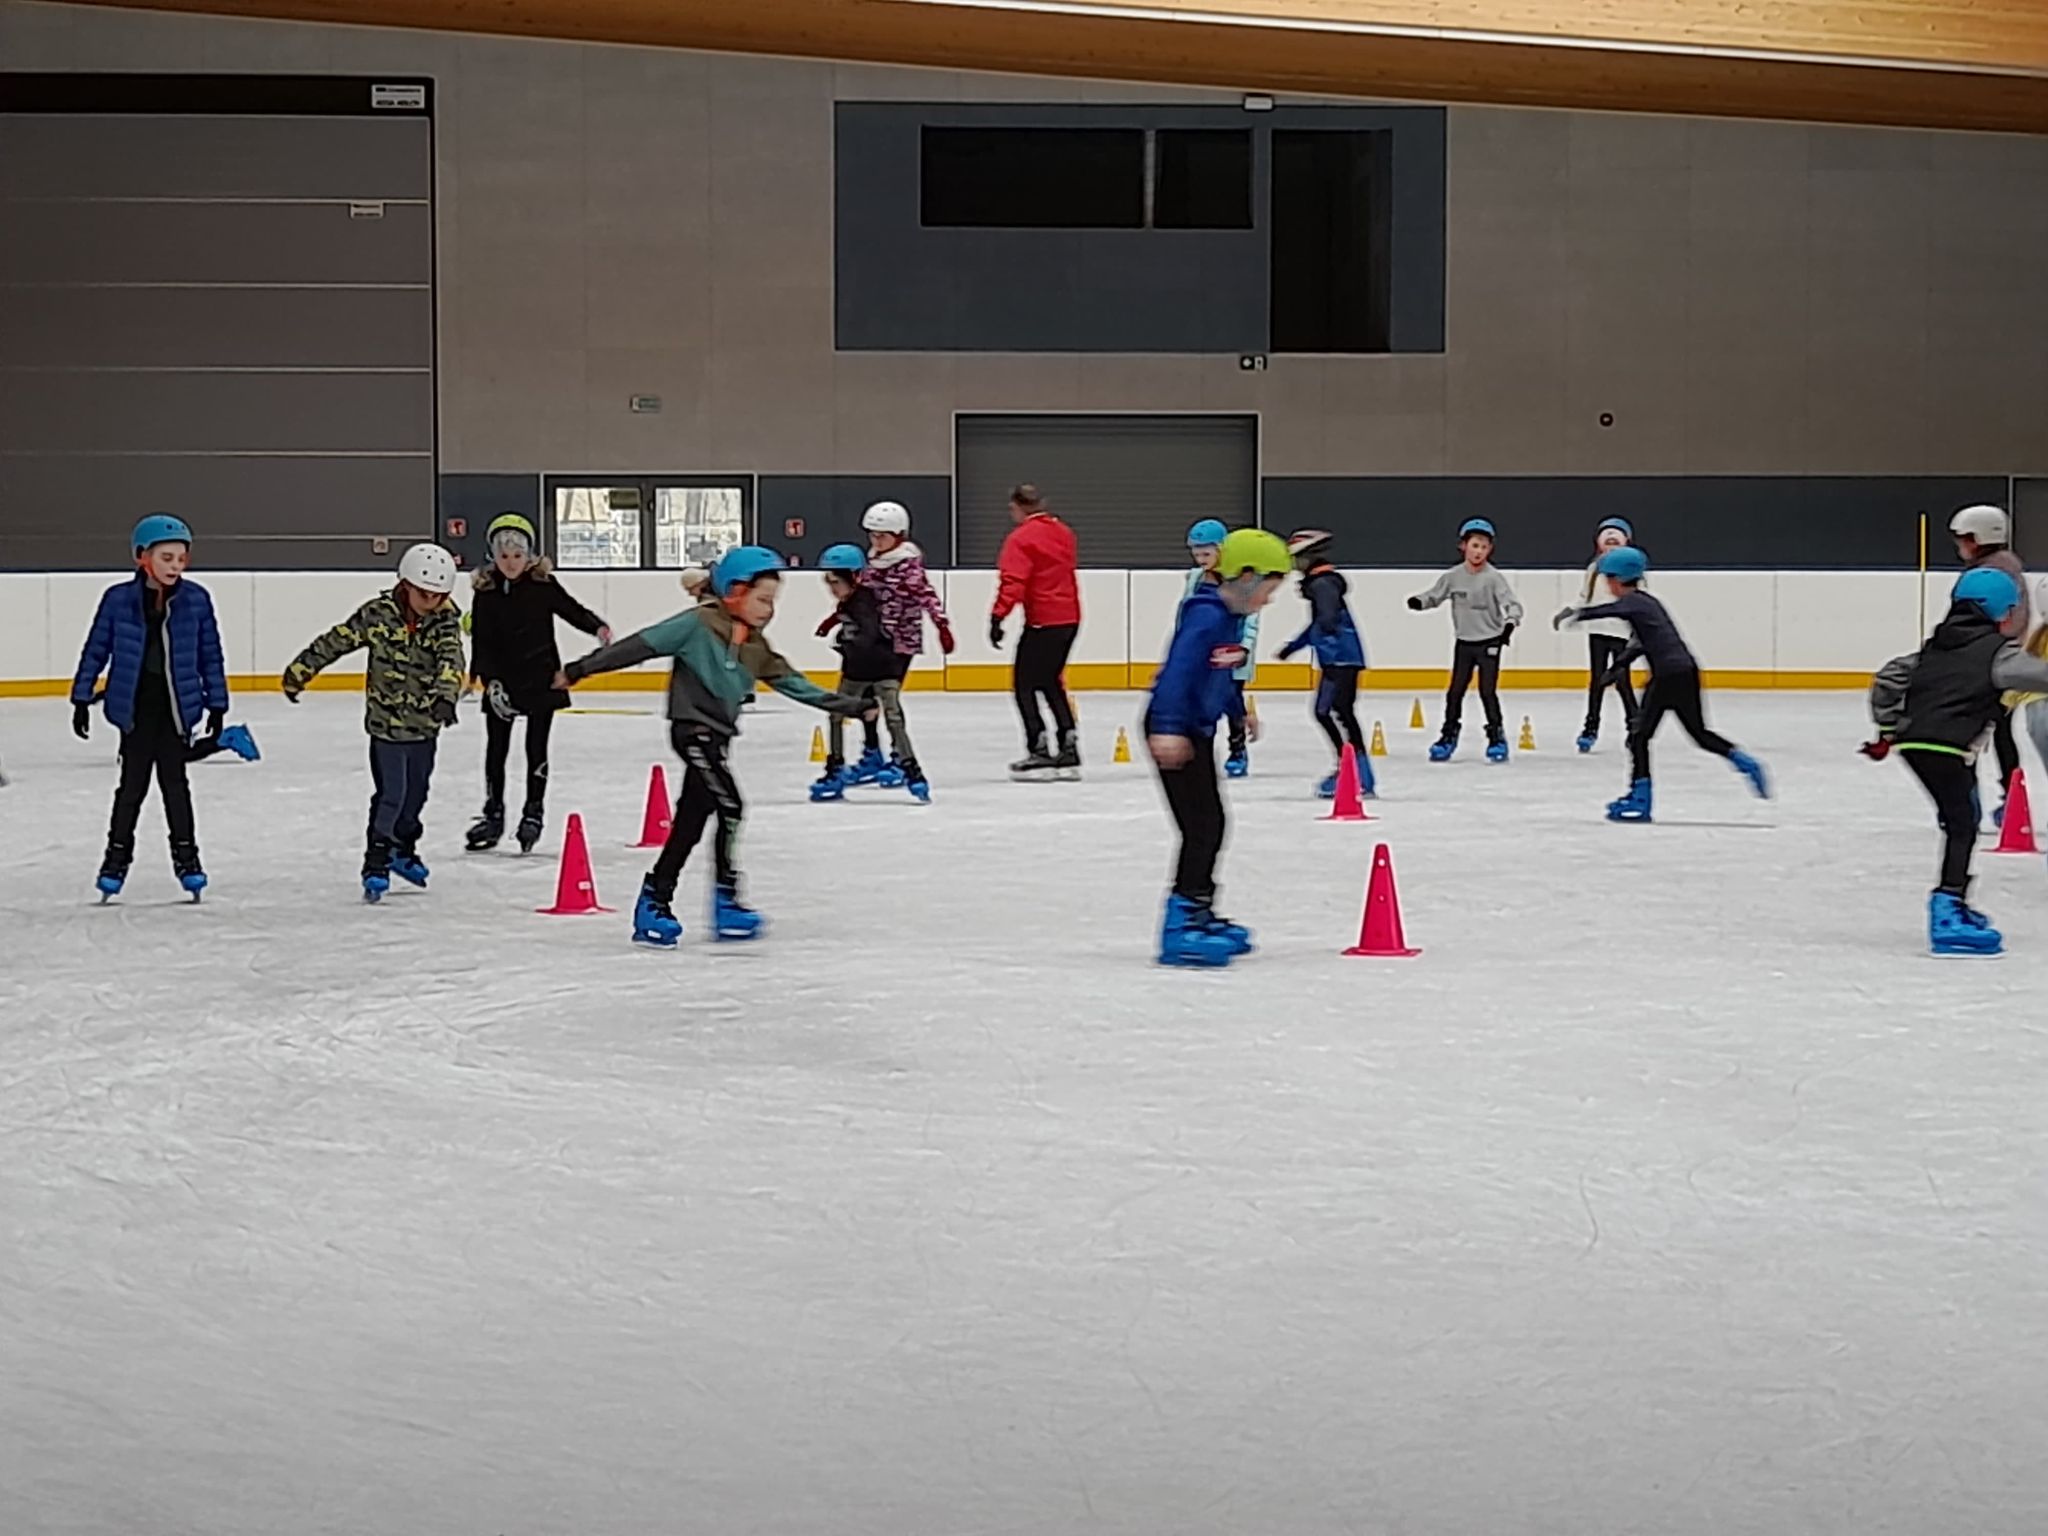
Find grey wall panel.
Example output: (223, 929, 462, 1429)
(438, 473, 540, 571)
(2, 285, 432, 368)
(1263, 476, 2006, 570)
(0, 200, 430, 284)
(0, 113, 431, 198)
(759, 474, 953, 567)
(1, 371, 432, 453)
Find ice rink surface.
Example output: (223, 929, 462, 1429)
(4, 686, 2047, 1536)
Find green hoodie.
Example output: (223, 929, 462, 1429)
(564, 599, 867, 735)
(283, 589, 466, 742)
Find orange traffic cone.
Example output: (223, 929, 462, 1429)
(1322, 742, 1373, 822)
(1344, 843, 1421, 957)
(1993, 769, 2039, 854)
(631, 765, 672, 848)
(537, 813, 613, 915)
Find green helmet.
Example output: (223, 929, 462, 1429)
(487, 512, 537, 552)
(1216, 528, 1290, 580)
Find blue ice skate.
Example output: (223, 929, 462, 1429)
(389, 853, 429, 888)
(95, 872, 124, 903)
(1606, 778, 1653, 823)
(1316, 772, 1337, 799)
(809, 761, 848, 802)
(217, 723, 261, 762)
(1992, 796, 2007, 831)
(712, 884, 764, 941)
(1486, 738, 1509, 764)
(876, 756, 908, 790)
(901, 764, 932, 804)
(362, 874, 389, 903)
(1201, 901, 1254, 957)
(1428, 733, 1458, 763)
(1576, 732, 1598, 754)
(633, 880, 682, 946)
(1158, 893, 1234, 968)
(847, 748, 888, 786)
(172, 842, 205, 901)
(1225, 751, 1249, 779)
(1729, 750, 1770, 800)
(1930, 891, 2002, 955)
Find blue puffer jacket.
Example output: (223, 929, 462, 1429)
(71, 574, 229, 737)
(1279, 565, 1367, 668)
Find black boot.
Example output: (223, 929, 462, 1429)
(96, 839, 133, 900)
(1053, 729, 1082, 782)
(170, 838, 206, 899)
(515, 801, 544, 854)
(1010, 734, 1058, 782)
(465, 801, 504, 852)
(362, 835, 393, 902)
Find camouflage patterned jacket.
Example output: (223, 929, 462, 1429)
(282, 589, 467, 742)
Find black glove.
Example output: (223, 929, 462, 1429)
(431, 698, 459, 729)
(72, 702, 91, 740)
(988, 616, 1005, 649)
(1499, 623, 1516, 647)
(205, 708, 225, 741)
(1405, 596, 1424, 611)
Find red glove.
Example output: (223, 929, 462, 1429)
(815, 613, 843, 638)
(935, 619, 956, 656)
(1859, 739, 1891, 761)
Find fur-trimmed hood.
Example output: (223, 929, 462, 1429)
(473, 557, 556, 591)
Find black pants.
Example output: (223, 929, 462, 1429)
(1584, 634, 1640, 735)
(1443, 637, 1505, 740)
(1628, 670, 1734, 782)
(1991, 709, 2019, 798)
(1314, 664, 1368, 757)
(367, 737, 437, 870)
(107, 685, 195, 859)
(1158, 742, 1225, 906)
(483, 706, 555, 812)
(1227, 681, 1248, 758)
(651, 724, 742, 899)
(1905, 749, 1978, 896)
(1014, 623, 1078, 750)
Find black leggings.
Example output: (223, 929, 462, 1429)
(1629, 670, 1734, 782)
(107, 686, 195, 858)
(1013, 623, 1078, 750)
(1443, 637, 1505, 740)
(483, 706, 555, 811)
(1905, 749, 1978, 896)
(1585, 634, 1640, 734)
(1158, 743, 1225, 906)
(1314, 665, 1367, 757)
(651, 725, 742, 898)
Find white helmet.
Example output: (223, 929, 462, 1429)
(861, 501, 911, 535)
(398, 542, 458, 594)
(1951, 504, 2010, 545)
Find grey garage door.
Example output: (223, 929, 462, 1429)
(0, 75, 435, 569)
(954, 413, 1259, 568)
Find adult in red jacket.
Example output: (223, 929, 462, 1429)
(990, 483, 1082, 778)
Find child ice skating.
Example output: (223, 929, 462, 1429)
(559, 546, 874, 945)
(856, 500, 954, 800)
(1562, 518, 1641, 753)
(1409, 518, 1522, 762)
(70, 515, 241, 900)
(1147, 529, 1290, 968)
(810, 544, 899, 801)
(1864, 568, 2048, 955)
(282, 543, 467, 902)
(1554, 546, 1768, 823)
(463, 513, 610, 853)
(1950, 504, 2029, 823)
(1276, 529, 1372, 798)
(1182, 520, 1259, 778)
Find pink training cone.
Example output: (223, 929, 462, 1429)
(1322, 742, 1373, 822)
(538, 813, 614, 915)
(1993, 768, 2038, 855)
(632, 764, 672, 848)
(1343, 843, 1421, 957)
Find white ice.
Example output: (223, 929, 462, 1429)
(3, 687, 2047, 1536)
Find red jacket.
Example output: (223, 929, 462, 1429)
(993, 513, 1081, 628)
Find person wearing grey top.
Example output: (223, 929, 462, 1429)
(1408, 518, 1524, 762)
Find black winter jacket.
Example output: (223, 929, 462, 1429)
(468, 564, 607, 712)
(1899, 604, 2014, 752)
(830, 586, 897, 684)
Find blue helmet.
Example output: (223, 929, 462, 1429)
(133, 514, 193, 553)
(1458, 518, 1496, 541)
(1596, 546, 1649, 583)
(818, 543, 867, 573)
(712, 545, 785, 595)
(1598, 517, 1633, 540)
(1954, 566, 2020, 622)
(1186, 518, 1227, 549)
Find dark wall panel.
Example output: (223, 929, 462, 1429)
(6, 286, 432, 370)
(0, 112, 433, 198)
(1263, 476, 2008, 570)
(759, 475, 953, 568)
(439, 473, 539, 572)
(0, 200, 432, 285)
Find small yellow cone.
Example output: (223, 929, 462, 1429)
(1113, 726, 1132, 764)
(1247, 694, 1259, 724)
(809, 725, 826, 763)
(1409, 698, 1425, 730)
(1518, 715, 1537, 751)
(1369, 721, 1388, 757)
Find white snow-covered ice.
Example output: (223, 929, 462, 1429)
(4, 687, 2047, 1536)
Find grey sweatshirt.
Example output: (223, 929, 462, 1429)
(1412, 564, 1524, 642)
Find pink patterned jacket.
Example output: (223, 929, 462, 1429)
(860, 542, 950, 657)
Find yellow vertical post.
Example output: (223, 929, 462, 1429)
(1918, 511, 1929, 636)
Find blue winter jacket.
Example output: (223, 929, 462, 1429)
(71, 574, 229, 737)
(1146, 585, 1250, 740)
(1279, 566, 1367, 668)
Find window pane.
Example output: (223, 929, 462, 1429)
(653, 485, 745, 570)
(554, 485, 641, 569)
(1154, 129, 1253, 230)
(921, 127, 1145, 229)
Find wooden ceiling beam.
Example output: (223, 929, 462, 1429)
(55, 0, 2048, 134)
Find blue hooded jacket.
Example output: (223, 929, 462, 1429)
(1279, 565, 1367, 668)
(71, 573, 229, 737)
(1146, 585, 1250, 740)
